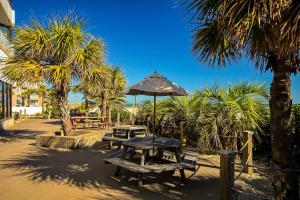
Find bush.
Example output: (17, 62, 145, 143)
(111, 108, 131, 124)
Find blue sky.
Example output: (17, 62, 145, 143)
(14, 0, 300, 103)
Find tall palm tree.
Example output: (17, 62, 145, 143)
(35, 84, 48, 113)
(0, 15, 105, 136)
(98, 65, 126, 116)
(20, 88, 34, 106)
(185, 0, 299, 198)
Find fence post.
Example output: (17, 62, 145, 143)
(242, 131, 253, 176)
(117, 112, 120, 126)
(47, 110, 51, 120)
(19, 110, 22, 119)
(24, 109, 27, 118)
(219, 151, 235, 200)
(146, 117, 151, 135)
(108, 109, 111, 123)
(180, 122, 186, 147)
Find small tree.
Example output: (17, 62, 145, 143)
(90, 66, 126, 116)
(1, 14, 105, 136)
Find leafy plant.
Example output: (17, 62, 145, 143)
(136, 83, 269, 151)
(0, 14, 106, 135)
(111, 108, 131, 124)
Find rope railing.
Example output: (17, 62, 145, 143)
(178, 127, 299, 200)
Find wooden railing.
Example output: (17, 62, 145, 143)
(219, 131, 300, 200)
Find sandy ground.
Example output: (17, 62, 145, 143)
(0, 119, 221, 200)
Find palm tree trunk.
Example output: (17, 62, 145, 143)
(57, 88, 73, 136)
(85, 97, 88, 111)
(101, 91, 107, 117)
(270, 65, 299, 200)
(27, 95, 30, 107)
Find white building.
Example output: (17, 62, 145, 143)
(0, 0, 15, 129)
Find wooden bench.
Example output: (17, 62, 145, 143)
(162, 150, 198, 171)
(104, 157, 184, 189)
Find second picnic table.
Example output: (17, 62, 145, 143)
(71, 116, 111, 129)
(103, 125, 148, 149)
(105, 136, 187, 189)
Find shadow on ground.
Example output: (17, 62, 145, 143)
(0, 146, 219, 200)
(0, 129, 45, 142)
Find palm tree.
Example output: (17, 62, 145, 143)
(71, 84, 91, 113)
(0, 14, 105, 136)
(96, 65, 126, 116)
(185, 0, 299, 198)
(35, 84, 48, 113)
(20, 88, 34, 106)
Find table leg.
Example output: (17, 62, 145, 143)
(137, 173, 143, 189)
(141, 150, 147, 166)
(115, 146, 128, 176)
(129, 148, 136, 160)
(127, 130, 131, 139)
(175, 149, 186, 183)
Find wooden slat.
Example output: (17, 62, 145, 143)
(102, 136, 128, 142)
(104, 158, 151, 173)
(104, 158, 184, 173)
(144, 163, 182, 172)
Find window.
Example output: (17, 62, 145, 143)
(16, 99, 22, 105)
(16, 88, 22, 95)
(29, 100, 38, 107)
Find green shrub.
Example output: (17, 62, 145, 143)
(111, 108, 131, 123)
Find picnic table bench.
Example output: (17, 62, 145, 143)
(104, 157, 185, 188)
(104, 136, 197, 189)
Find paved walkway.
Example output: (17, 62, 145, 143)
(0, 119, 220, 200)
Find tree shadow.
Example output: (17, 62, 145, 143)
(0, 147, 219, 199)
(42, 120, 62, 126)
(0, 129, 45, 142)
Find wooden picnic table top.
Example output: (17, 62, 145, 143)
(122, 136, 180, 150)
(113, 125, 147, 131)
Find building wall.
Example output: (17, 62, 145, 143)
(0, 0, 14, 130)
(11, 86, 43, 107)
(12, 106, 42, 116)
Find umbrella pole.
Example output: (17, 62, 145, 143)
(153, 94, 156, 141)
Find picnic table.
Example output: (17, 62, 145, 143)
(105, 136, 189, 189)
(102, 125, 148, 149)
(71, 116, 111, 129)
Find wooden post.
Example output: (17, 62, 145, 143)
(108, 109, 112, 129)
(180, 122, 186, 147)
(19, 110, 22, 119)
(84, 112, 88, 128)
(117, 112, 120, 126)
(24, 109, 27, 118)
(146, 117, 151, 136)
(242, 131, 253, 176)
(47, 110, 51, 120)
(219, 151, 235, 200)
(108, 109, 112, 123)
(129, 114, 133, 125)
